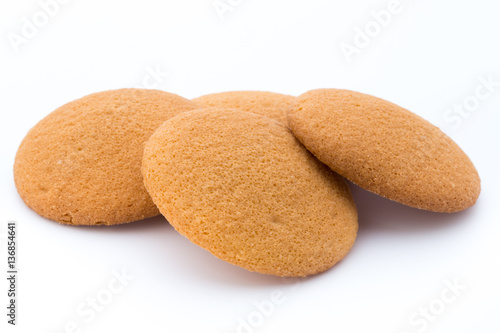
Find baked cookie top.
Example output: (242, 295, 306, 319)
(142, 108, 358, 277)
(14, 88, 199, 225)
(193, 91, 295, 124)
(287, 89, 481, 213)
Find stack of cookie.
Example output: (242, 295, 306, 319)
(14, 88, 480, 277)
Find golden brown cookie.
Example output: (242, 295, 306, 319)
(192, 91, 295, 123)
(142, 108, 358, 277)
(287, 89, 481, 213)
(14, 89, 199, 225)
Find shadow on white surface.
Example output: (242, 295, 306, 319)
(29, 180, 477, 290)
(349, 182, 475, 235)
(50, 214, 295, 287)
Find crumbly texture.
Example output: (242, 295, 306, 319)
(193, 91, 295, 124)
(14, 88, 199, 225)
(142, 108, 358, 277)
(287, 89, 481, 213)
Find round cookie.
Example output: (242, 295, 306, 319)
(192, 91, 295, 124)
(14, 88, 199, 226)
(287, 88, 481, 213)
(142, 108, 358, 277)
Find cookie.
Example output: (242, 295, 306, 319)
(193, 91, 295, 123)
(14, 88, 199, 225)
(142, 108, 358, 277)
(287, 89, 481, 213)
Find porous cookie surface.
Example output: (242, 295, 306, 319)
(14, 89, 199, 225)
(142, 108, 358, 277)
(193, 91, 295, 123)
(287, 89, 481, 213)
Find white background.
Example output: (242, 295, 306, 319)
(1, 0, 500, 332)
